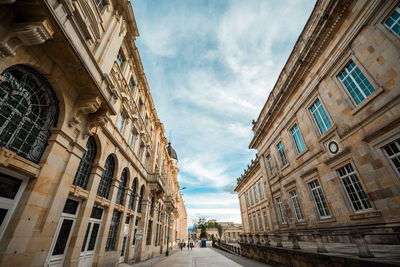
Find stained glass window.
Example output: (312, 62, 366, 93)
(0, 65, 58, 163)
(116, 168, 128, 205)
(97, 155, 114, 199)
(73, 137, 96, 189)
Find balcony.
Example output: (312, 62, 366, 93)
(148, 173, 166, 199)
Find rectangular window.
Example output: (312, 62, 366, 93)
(338, 60, 375, 105)
(145, 154, 150, 168)
(290, 124, 306, 153)
(129, 77, 136, 93)
(253, 215, 258, 231)
(116, 49, 126, 69)
(263, 212, 269, 229)
(337, 164, 372, 212)
(289, 190, 304, 221)
(94, 0, 105, 13)
(118, 113, 126, 133)
(257, 213, 263, 231)
(277, 141, 288, 167)
(248, 216, 253, 232)
(245, 193, 250, 207)
(275, 197, 286, 224)
(384, 5, 400, 38)
(105, 211, 120, 251)
(130, 130, 136, 148)
(383, 139, 400, 176)
(309, 99, 332, 135)
(253, 187, 258, 201)
(258, 183, 264, 198)
(144, 114, 149, 126)
(137, 98, 142, 112)
(308, 180, 331, 218)
(266, 154, 274, 176)
(146, 220, 153, 245)
(249, 190, 254, 204)
(138, 145, 144, 160)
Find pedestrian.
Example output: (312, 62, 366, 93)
(190, 241, 193, 250)
(180, 242, 183, 250)
(187, 240, 190, 250)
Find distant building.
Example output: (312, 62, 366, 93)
(195, 220, 243, 242)
(0, 0, 187, 266)
(235, 0, 399, 246)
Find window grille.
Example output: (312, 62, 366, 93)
(97, 156, 114, 198)
(266, 154, 274, 176)
(258, 183, 264, 198)
(137, 185, 144, 213)
(308, 180, 331, 218)
(289, 190, 304, 221)
(277, 142, 288, 167)
(116, 50, 126, 69)
(338, 60, 375, 105)
(384, 5, 400, 38)
(105, 210, 120, 251)
(290, 124, 306, 153)
(146, 220, 153, 245)
(116, 168, 128, 205)
(276, 197, 286, 224)
(73, 137, 96, 189)
(129, 179, 137, 210)
(383, 139, 400, 176)
(309, 99, 332, 135)
(337, 164, 372, 212)
(263, 212, 269, 229)
(0, 65, 58, 163)
(258, 213, 263, 231)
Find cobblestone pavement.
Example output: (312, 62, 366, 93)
(120, 247, 273, 267)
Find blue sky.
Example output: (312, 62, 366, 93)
(132, 0, 315, 227)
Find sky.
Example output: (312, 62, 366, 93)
(132, 0, 316, 227)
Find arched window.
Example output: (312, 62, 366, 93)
(72, 137, 96, 189)
(129, 178, 137, 210)
(116, 168, 128, 205)
(0, 65, 58, 163)
(97, 155, 114, 198)
(137, 185, 144, 213)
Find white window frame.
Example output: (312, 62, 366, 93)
(253, 187, 258, 201)
(309, 98, 333, 135)
(308, 180, 331, 219)
(384, 5, 400, 39)
(290, 124, 306, 153)
(277, 141, 288, 167)
(118, 113, 126, 133)
(263, 211, 269, 230)
(129, 129, 137, 149)
(289, 190, 304, 222)
(266, 154, 275, 177)
(249, 189, 254, 205)
(337, 163, 372, 213)
(0, 168, 28, 241)
(258, 183, 264, 199)
(382, 138, 400, 177)
(275, 197, 287, 224)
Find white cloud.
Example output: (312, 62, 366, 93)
(134, 0, 315, 227)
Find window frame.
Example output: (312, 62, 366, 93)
(382, 138, 400, 177)
(116, 49, 126, 70)
(276, 141, 289, 168)
(336, 163, 373, 213)
(308, 179, 331, 219)
(258, 183, 264, 199)
(383, 4, 400, 39)
(289, 123, 306, 154)
(289, 190, 305, 222)
(308, 98, 333, 136)
(117, 112, 126, 134)
(265, 153, 275, 177)
(275, 196, 287, 224)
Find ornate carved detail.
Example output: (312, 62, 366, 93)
(0, 19, 54, 58)
(69, 95, 102, 127)
(84, 108, 109, 137)
(0, 147, 16, 167)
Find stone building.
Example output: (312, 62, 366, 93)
(0, 0, 187, 266)
(195, 220, 242, 242)
(235, 0, 400, 256)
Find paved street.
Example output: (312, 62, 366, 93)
(120, 247, 273, 267)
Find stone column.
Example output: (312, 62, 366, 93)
(312, 232, 328, 253)
(350, 231, 374, 258)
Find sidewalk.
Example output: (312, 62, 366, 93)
(120, 247, 273, 267)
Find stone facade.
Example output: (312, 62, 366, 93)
(235, 0, 400, 248)
(195, 221, 242, 242)
(0, 0, 187, 266)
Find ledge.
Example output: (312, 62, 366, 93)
(349, 211, 382, 221)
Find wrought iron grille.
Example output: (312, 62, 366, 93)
(137, 185, 144, 213)
(105, 210, 120, 251)
(128, 178, 137, 210)
(73, 137, 96, 189)
(116, 168, 128, 205)
(0, 65, 58, 163)
(97, 156, 114, 198)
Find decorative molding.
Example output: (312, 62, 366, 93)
(0, 147, 16, 167)
(69, 95, 102, 127)
(84, 108, 109, 137)
(0, 19, 54, 58)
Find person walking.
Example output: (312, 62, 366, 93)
(180, 241, 183, 251)
(187, 240, 190, 250)
(190, 241, 193, 250)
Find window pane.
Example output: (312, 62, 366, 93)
(385, 6, 400, 38)
(52, 219, 74, 255)
(63, 199, 79, 215)
(88, 223, 100, 251)
(0, 208, 8, 226)
(0, 174, 22, 199)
